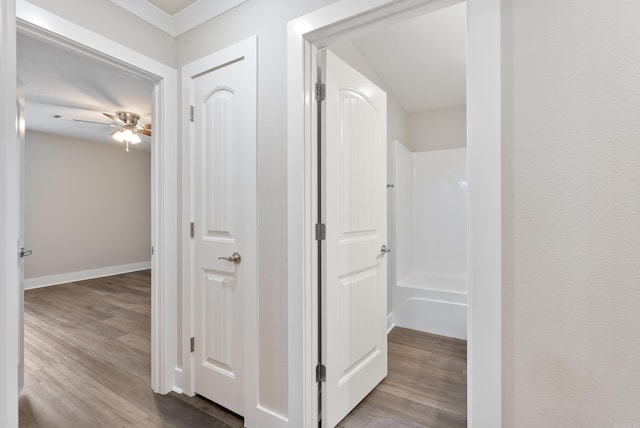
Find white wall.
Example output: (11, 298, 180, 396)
(503, 0, 640, 426)
(408, 104, 466, 152)
(24, 131, 151, 285)
(24, 0, 176, 67)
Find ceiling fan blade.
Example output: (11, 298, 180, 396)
(72, 118, 119, 127)
(103, 112, 124, 125)
(138, 128, 152, 136)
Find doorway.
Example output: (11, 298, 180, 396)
(287, 0, 502, 426)
(15, 1, 178, 395)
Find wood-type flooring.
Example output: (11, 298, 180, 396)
(19, 270, 466, 427)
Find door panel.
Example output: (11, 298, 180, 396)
(321, 50, 388, 428)
(193, 58, 247, 416)
(18, 77, 26, 393)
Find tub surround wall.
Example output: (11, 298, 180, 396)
(394, 142, 467, 339)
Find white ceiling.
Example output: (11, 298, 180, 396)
(349, 2, 466, 113)
(17, 32, 154, 151)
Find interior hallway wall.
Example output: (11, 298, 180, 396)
(24, 131, 151, 285)
(502, 0, 640, 425)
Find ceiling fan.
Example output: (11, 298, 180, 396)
(56, 110, 151, 152)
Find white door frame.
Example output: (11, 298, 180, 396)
(286, 0, 502, 426)
(180, 36, 259, 425)
(0, 4, 178, 425)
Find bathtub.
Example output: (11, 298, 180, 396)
(393, 272, 467, 340)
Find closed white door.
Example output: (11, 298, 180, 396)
(320, 50, 388, 428)
(191, 51, 253, 416)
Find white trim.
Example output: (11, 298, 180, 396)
(287, 0, 502, 426)
(172, 0, 246, 36)
(17, 0, 178, 396)
(111, 0, 175, 32)
(0, 0, 19, 426)
(109, 0, 172, 33)
(109, 0, 247, 37)
(24, 261, 152, 290)
(181, 36, 260, 425)
(387, 312, 395, 334)
(467, 0, 502, 424)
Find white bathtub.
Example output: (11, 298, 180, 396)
(393, 272, 467, 340)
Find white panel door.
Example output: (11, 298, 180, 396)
(321, 50, 388, 428)
(192, 53, 252, 416)
(17, 78, 27, 393)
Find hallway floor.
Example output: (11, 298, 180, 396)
(19, 271, 466, 427)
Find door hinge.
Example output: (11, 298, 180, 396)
(190, 222, 195, 238)
(151, 245, 155, 256)
(190, 337, 195, 353)
(315, 83, 326, 102)
(190, 105, 194, 122)
(316, 363, 326, 383)
(315, 223, 326, 241)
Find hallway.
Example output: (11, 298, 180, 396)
(19, 271, 466, 427)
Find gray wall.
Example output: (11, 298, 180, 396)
(25, 131, 151, 281)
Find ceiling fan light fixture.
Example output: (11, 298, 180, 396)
(112, 128, 141, 144)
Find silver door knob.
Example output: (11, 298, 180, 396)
(380, 245, 391, 255)
(218, 252, 242, 264)
(19, 247, 32, 258)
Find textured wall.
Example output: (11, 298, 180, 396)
(24, 131, 151, 280)
(503, 0, 640, 426)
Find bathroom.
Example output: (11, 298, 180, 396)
(330, 1, 468, 341)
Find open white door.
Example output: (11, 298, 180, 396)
(188, 38, 256, 417)
(320, 50, 388, 428)
(17, 77, 28, 393)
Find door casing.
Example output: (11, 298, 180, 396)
(6, 0, 179, 409)
(286, 0, 503, 426)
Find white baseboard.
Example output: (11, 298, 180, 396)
(24, 261, 151, 290)
(387, 312, 395, 334)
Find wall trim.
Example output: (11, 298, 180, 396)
(387, 312, 395, 334)
(24, 261, 152, 290)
